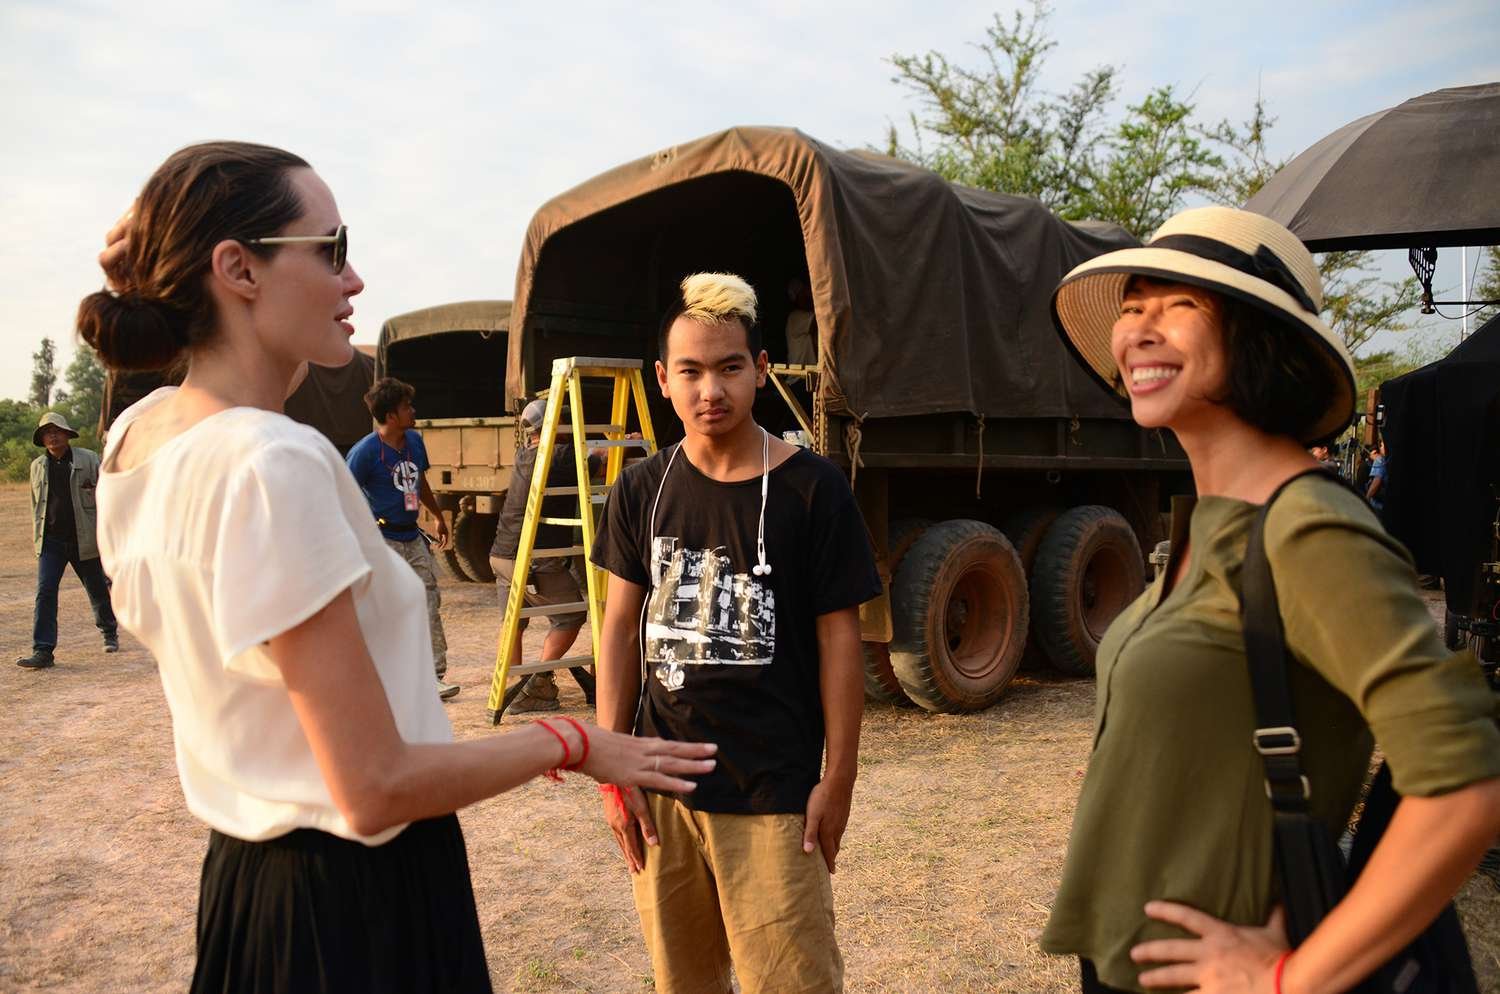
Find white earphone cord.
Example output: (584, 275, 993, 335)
(637, 429, 772, 729)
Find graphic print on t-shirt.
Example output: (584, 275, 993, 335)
(391, 459, 420, 495)
(646, 536, 775, 692)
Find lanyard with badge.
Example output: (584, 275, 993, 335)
(379, 436, 421, 512)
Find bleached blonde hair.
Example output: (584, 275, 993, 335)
(679, 272, 758, 328)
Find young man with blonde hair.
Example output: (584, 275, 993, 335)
(592, 273, 880, 992)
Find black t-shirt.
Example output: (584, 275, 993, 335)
(591, 443, 881, 814)
(491, 443, 583, 560)
(45, 448, 75, 542)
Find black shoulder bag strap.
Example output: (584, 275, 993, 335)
(1241, 469, 1477, 994)
(1240, 470, 1349, 944)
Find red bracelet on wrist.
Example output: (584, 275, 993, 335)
(1273, 951, 1291, 994)
(598, 783, 629, 817)
(535, 719, 570, 781)
(556, 716, 590, 770)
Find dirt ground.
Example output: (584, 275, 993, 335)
(1, 481, 1495, 992)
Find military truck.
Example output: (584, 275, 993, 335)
(375, 301, 515, 583)
(102, 346, 377, 455)
(502, 126, 1191, 715)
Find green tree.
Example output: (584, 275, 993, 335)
(885, 2, 1117, 213)
(1319, 251, 1421, 355)
(1075, 85, 1226, 237)
(887, 9, 1422, 352)
(1203, 95, 1281, 206)
(888, 2, 1236, 237)
(1352, 331, 1455, 397)
(1472, 245, 1500, 324)
(0, 398, 41, 482)
(56, 345, 107, 441)
(30, 338, 57, 408)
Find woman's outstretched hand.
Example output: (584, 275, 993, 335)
(574, 724, 716, 794)
(1132, 901, 1289, 993)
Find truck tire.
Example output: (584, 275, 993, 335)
(1443, 609, 1464, 651)
(452, 509, 499, 584)
(1031, 506, 1144, 677)
(863, 518, 931, 707)
(890, 519, 1028, 713)
(435, 544, 468, 583)
(1000, 506, 1061, 671)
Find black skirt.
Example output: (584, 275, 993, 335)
(192, 813, 492, 994)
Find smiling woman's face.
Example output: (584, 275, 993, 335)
(1110, 277, 1231, 435)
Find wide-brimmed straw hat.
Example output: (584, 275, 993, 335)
(33, 411, 80, 447)
(1052, 205, 1355, 443)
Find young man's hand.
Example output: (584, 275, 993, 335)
(803, 776, 854, 873)
(433, 513, 451, 550)
(603, 784, 660, 874)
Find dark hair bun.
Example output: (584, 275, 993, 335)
(76, 290, 189, 371)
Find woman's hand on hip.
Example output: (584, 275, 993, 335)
(1132, 901, 1289, 993)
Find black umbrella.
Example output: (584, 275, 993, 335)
(1244, 82, 1500, 252)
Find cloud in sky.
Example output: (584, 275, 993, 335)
(1, 0, 1495, 401)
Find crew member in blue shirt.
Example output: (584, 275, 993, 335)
(347, 377, 458, 701)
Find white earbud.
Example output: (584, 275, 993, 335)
(754, 428, 772, 577)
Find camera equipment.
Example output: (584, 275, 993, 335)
(1452, 490, 1500, 689)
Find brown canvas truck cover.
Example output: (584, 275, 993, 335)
(281, 348, 376, 454)
(506, 125, 1138, 421)
(377, 300, 511, 396)
(102, 347, 376, 455)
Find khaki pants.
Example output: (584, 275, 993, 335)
(490, 556, 586, 632)
(384, 536, 448, 679)
(632, 792, 842, 994)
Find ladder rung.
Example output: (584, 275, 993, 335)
(553, 357, 644, 373)
(531, 545, 585, 558)
(541, 487, 609, 503)
(593, 439, 651, 449)
(518, 601, 588, 618)
(508, 655, 595, 676)
(539, 516, 582, 526)
(554, 424, 626, 434)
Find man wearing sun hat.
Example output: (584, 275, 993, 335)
(20, 411, 118, 669)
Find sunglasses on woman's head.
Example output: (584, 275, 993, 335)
(245, 224, 348, 274)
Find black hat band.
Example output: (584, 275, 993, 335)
(1150, 234, 1318, 316)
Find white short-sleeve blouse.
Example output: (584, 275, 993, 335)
(97, 388, 453, 845)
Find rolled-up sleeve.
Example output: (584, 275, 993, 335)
(1267, 485, 1500, 796)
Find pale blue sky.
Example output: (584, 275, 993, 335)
(2, 0, 1496, 402)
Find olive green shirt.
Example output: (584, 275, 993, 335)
(1040, 475, 1500, 991)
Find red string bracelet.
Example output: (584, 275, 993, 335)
(535, 719, 570, 782)
(1273, 951, 1291, 994)
(555, 716, 590, 770)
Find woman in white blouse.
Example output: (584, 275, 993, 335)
(80, 141, 715, 994)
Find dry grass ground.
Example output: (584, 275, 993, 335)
(0, 481, 1495, 992)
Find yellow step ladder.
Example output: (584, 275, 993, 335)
(485, 357, 658, 724)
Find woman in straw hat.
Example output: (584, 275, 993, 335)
(80, 141, 716, 994)
(1040, 206, 1500, 993)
